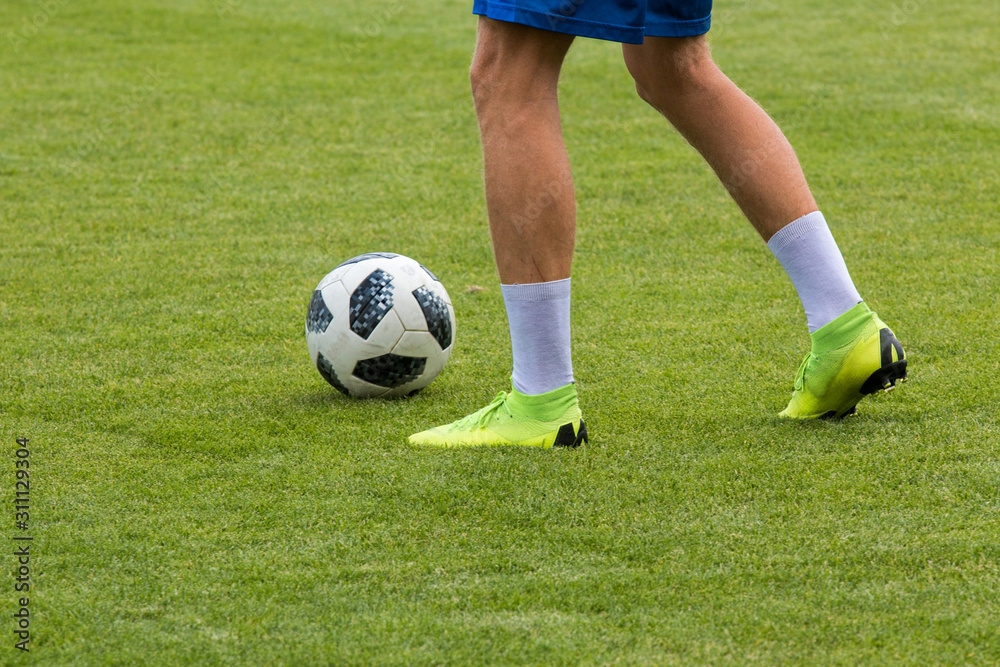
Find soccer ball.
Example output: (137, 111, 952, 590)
(305, 252, 456, 398)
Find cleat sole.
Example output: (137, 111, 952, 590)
(780, 308, 908, 420)
(820, 404, 859, 421)
(860, 360, 908, 396)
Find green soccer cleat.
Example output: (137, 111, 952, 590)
(780, 302, 908, 420)
(408, 383, 588, 448)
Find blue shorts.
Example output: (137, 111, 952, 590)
(472, 0, 711, 44)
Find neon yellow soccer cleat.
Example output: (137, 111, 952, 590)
(780, 302, 908, 420)
(408, 383, 588, 448)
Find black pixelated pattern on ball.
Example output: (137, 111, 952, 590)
(306, 290, 334, 334)
(316, 352, 350, 396)
(352, 353, 427, 388)
(412, 286, 453, 350)
(335, 252, 399, 270)
(350, 269, 394, 340)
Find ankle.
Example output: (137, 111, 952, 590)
(810, 302, 873, 354)
(508, 383, 578, 420)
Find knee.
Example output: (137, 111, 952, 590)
(469, 50, 498, 111)
(470, 24, 568, 116)
(629, 64, 674, 115)
(625, 36, 716, 108)
(633, 80, 656, 108)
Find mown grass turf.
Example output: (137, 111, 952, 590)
(2, 0, 999, 663)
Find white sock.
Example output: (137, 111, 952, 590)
(501, 278, 574, 395)
(767, 211, 863, 333)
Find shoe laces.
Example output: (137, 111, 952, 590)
(793, 352, 814, 391)
(452, 391, 513, 430)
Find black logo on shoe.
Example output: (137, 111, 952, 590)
(553, 421, 588, 448)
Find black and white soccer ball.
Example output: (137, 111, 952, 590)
(305, 252, 456, 398)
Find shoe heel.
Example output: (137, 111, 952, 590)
(860, 360, 908, 396)
(553, 420, 588, 448)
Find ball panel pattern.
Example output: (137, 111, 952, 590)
(412, 286, 453, 350)
(352, 353, 427, 388)
(349, 269, 394, 340)
(335, 252, 399, 269)
(307, 253, 455, 398)
(316, 352, 351, 395)
(306, 290, 334, 334)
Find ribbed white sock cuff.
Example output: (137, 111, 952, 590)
(767, 211, 829, 255)
(767, 211, 862, 333)
(501, 278, 572, 302)
(501, 278, 574, 395)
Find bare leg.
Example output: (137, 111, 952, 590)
(622, 36, 817, 242)
(471, 17, 576, 283)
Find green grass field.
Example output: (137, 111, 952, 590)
(2, 0, 999, 663)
